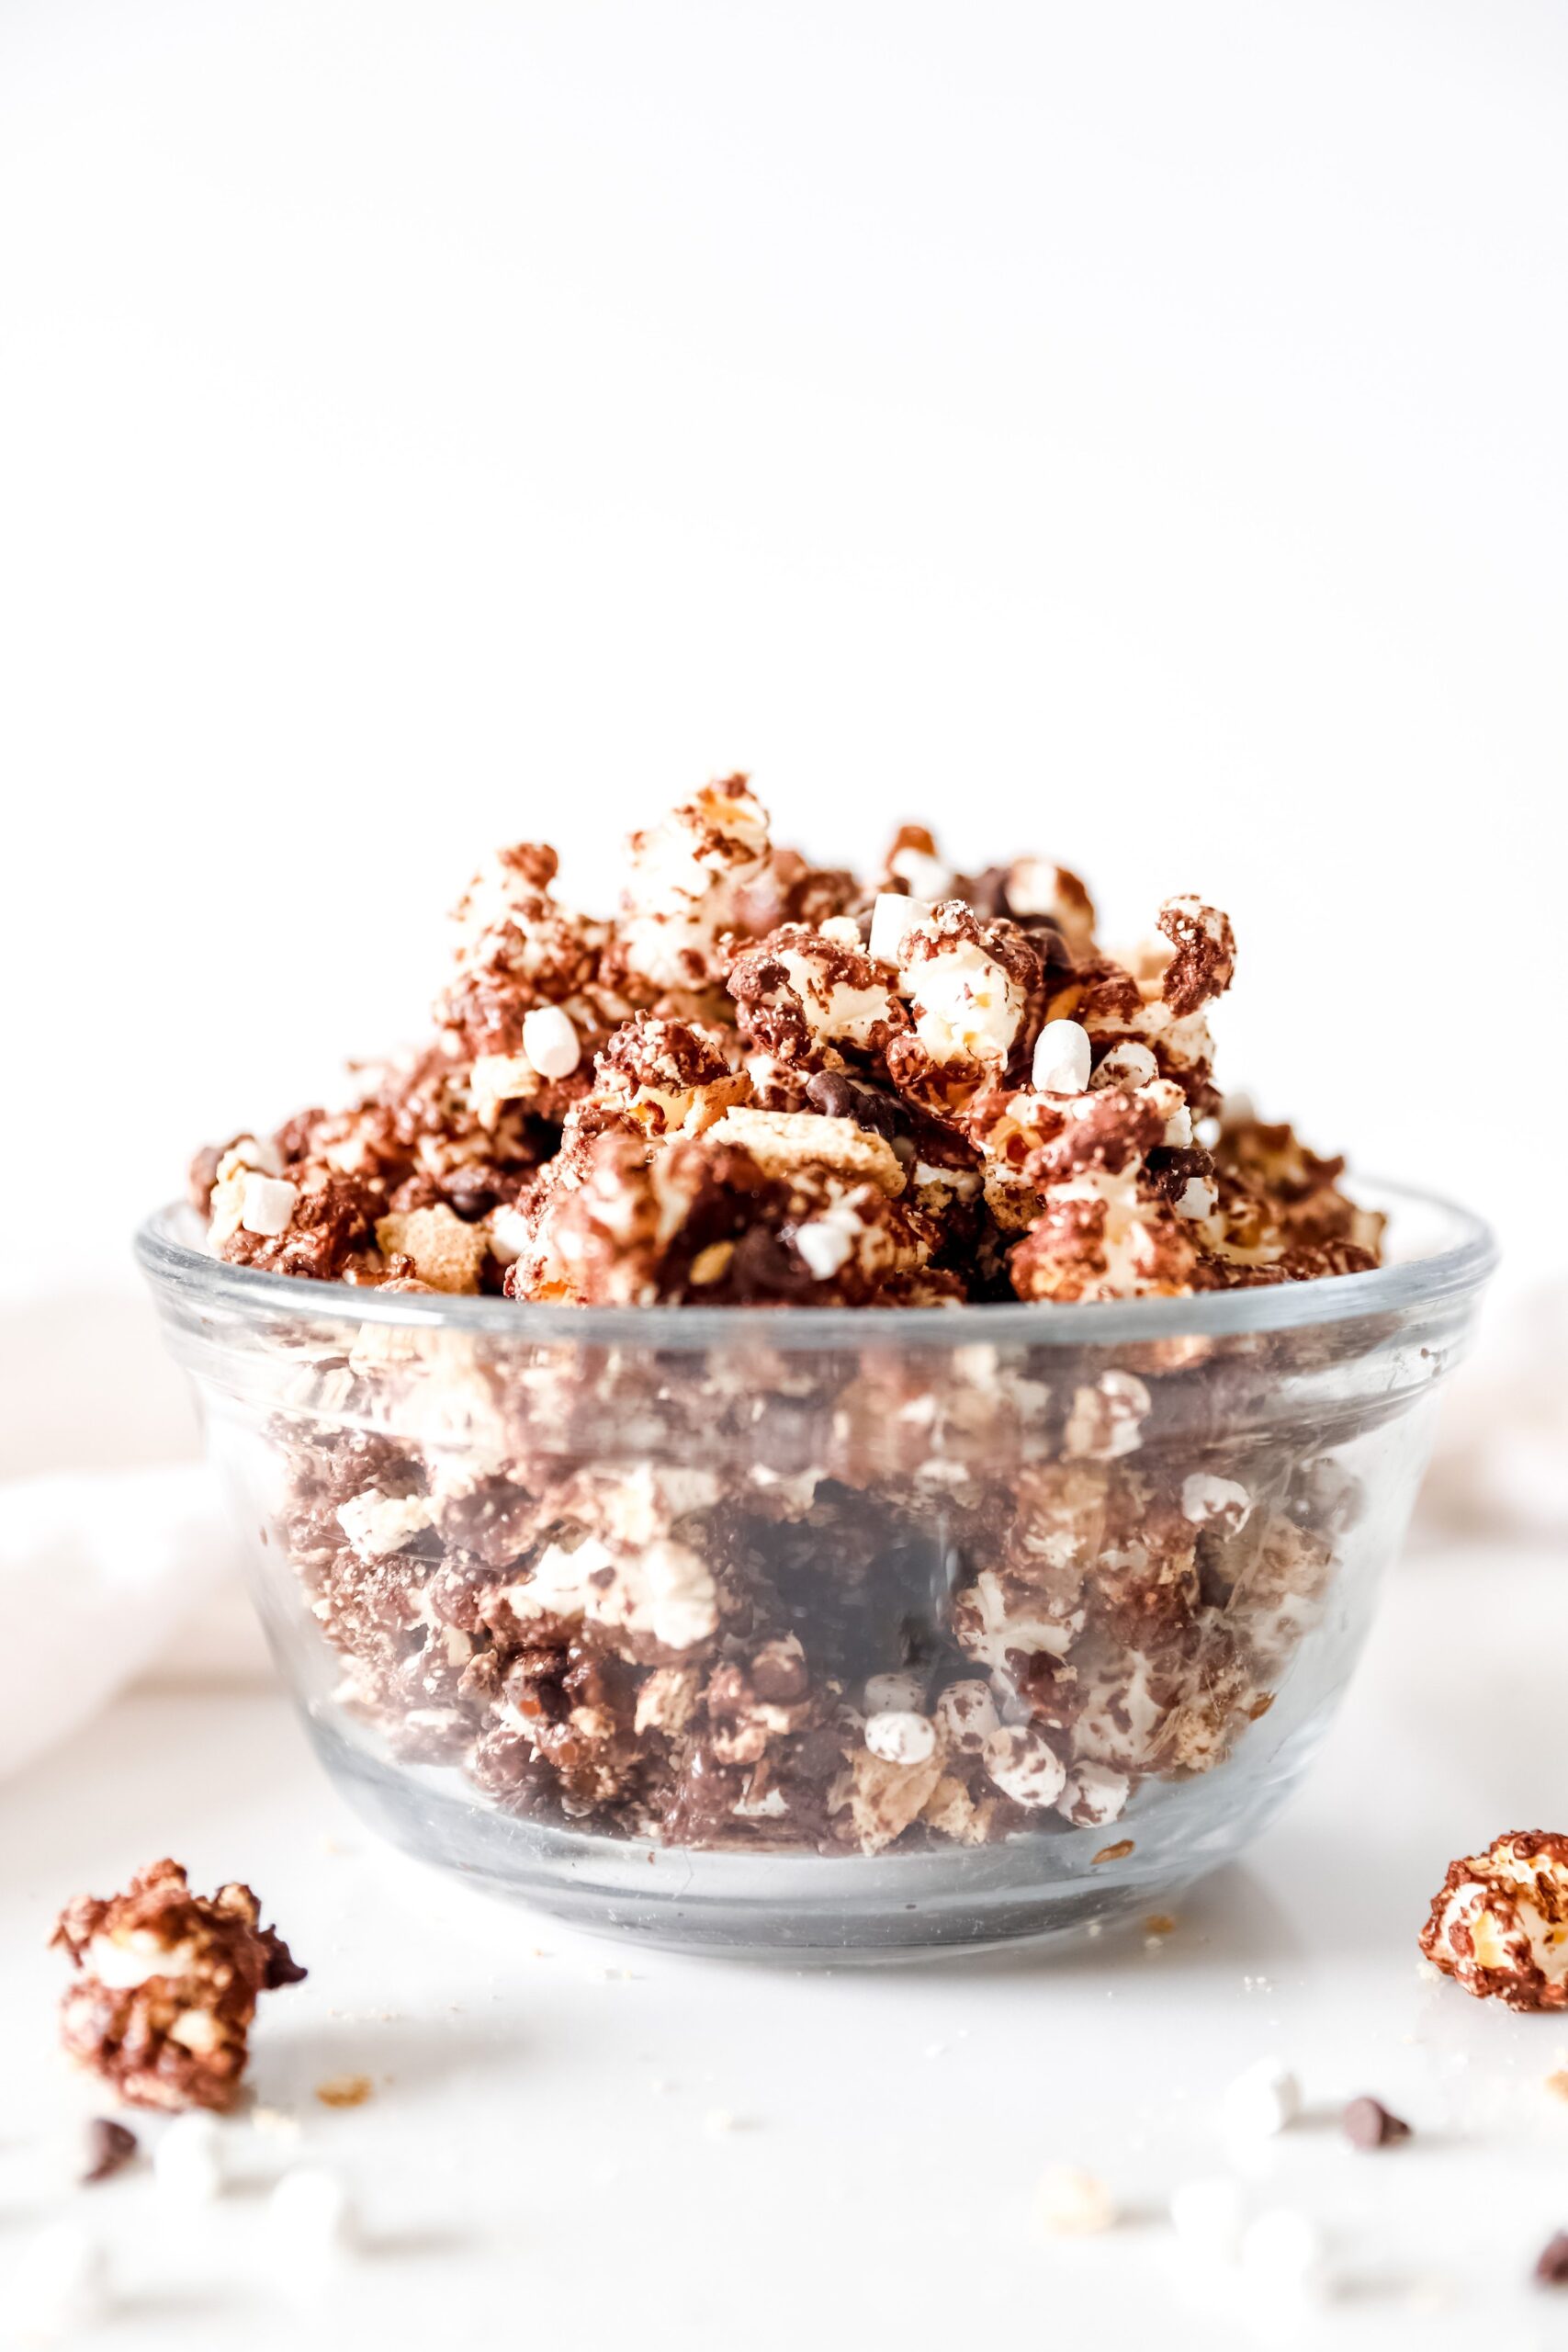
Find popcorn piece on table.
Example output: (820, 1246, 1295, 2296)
(51, 1859, 306, 2112)
(1419, 1829, 1568, 2010)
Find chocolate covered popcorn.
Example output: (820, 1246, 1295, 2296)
(52, 1861, 306, 2110)
(1420, 1832, 1568, 2011)
(183, 780, 1393, 1859)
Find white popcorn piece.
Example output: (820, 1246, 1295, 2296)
(268, 2165, 357, 2268)
(932, 1679, 1000, 1755)
(1031, 1018, 1093, 1096)
(239, 1173, 299, 1237)
(1035, 2165, 1115, 2237)
(863, 1671, 927, 1715)
(1169, 2177, 1247, 2263)
(153, 2110, 224, 2204)
(1239, 2207, 1330, 2301)
(864, 1709, 938, 1766)
(1063, 1371, 1152, 1462)
(521, 1003, 582, 1080)
(1181, 1473, 1253, 1533)
(868, 891, 933, 967)
(336, 1487, 434, 1562)
(1222, 2056, 1302, 2143)
(6, 2222, 110, 2341)
(982, 1724, 1066, 1808)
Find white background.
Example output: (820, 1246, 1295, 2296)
(3, 0, 1564, 1299)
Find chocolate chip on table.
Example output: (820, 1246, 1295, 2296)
(1341, 2096, 1411, 2149)
(1535, 2233, 1568, 2286)
(80, 2119, 138, 2184)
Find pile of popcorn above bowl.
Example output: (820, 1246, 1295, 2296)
(139, 779, 1494, 1954)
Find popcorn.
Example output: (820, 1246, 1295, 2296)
(1419, 1830, 1568, 2010)
(51, 1860, 306, 2112)
(188, 788, 1386, 1861)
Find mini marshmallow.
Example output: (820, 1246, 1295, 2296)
(1035, 2165, 1115, 2236)
(522, 1004, 582, 1080)
(1181, 1473, 1253, 1532)
(153, 2110, 224, 2204)
(268, 2165, 356, 2267)
(6, 2222, 109, 2340)
(868, 891, 932, 967)
(864, 1709, 937, 1766)
(1058, 1761, 1131, 1827)
(1239, 2207, 1329, 2301)
(888, 845, 952, 901)
(932, 1679, 1000, 1754)
(1222, 2056, 1302, 2143)
(1177, 1175, 1217, 1220)
(1169, 2177, 1247, 2263)
(240, 1174, 299, 1237)
(1031, 1018, 1093, 1095)
(863, 1671, 927, 1715)
(982, 1724, 1066, 1808)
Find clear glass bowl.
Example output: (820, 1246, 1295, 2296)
(137, 1186, 1494, 1959)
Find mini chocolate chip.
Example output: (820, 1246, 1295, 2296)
(80, 2118, 138, 2183)
(1342, 2096, 1410, 2149)
(1536, 2233, 1568, 2286)
(806, 1071, 854, 1120)
(967, 865, 1013, 920)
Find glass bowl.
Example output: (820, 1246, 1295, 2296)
(137, 1186, 1493, 1959)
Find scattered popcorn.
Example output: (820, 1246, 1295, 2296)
(1420, 1831, 1568, 2010)
(51, 1859, 306, 2112)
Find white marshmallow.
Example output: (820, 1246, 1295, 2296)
(932, 1679, 1000, 1754)
(1181, 1473, 1253, 1532)
(868, 891, 932, 967)
(1239, 2207, 1330, 2301)
(268, 2165, 356, 2268)
(1222, 2056, 1302, 2143)
(1176, 1174, 1217, 1220)
(793, 1217, 855, 1280)
(153, 2110, 224, 2203)
(1169, 2176, 1248, 2263)
(1031, 1019, 1093, 1095)
(982, 1724, 1066, 1808)
(239, 1174, 299, 1237)
(6, 2222, 109, 2340)
(863, 1672, 927, 1715)
(522, 1004, 582, 1080)
(864, 1709, 937, 1766)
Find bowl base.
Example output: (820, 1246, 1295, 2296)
(311, 1716, 1273, 1961)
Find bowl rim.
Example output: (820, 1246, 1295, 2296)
(136, 1180, 1497, 1351)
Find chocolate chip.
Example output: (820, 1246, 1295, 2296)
(80, 2118, 138, 2183)
(1536, 2233, 1568, 2286)
(1342, 2096, 1410, 2149)
(805, 1070, 854, 1120)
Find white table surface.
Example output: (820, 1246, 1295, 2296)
(3, 1540, 1565, 2351)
